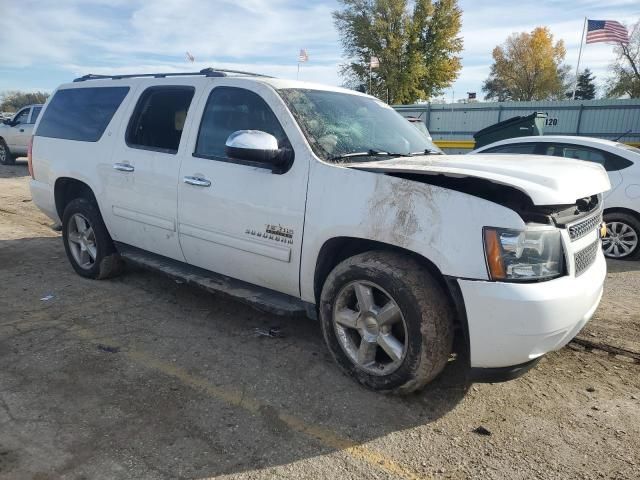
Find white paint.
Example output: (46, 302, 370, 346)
(30, 75, 612, 372)
(350, 153, 611, 206)
(471, 135, 640, 215)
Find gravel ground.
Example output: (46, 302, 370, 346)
(1, 161, 639, 480)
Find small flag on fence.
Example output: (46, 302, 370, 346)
(298, 49, 309, 63)
(370, 56, 380, 69)
(185, 51, 195, 63)
(586, 20, 629, 45)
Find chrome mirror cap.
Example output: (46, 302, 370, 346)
(225, 130, 278, 152)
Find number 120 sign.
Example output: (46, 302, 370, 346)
(545, 117, 558, 126)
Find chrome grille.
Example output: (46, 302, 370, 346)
(574, 239, 599, 276)
(568, 212, 602, 242)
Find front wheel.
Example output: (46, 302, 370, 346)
(602, 213, 640, 260)
(319, 251, 454, 394)
(62, 197, 123, 279)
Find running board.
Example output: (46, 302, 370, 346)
(116, 243, 312, 318)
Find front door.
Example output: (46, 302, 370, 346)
(104, 84, 197, 261)
(177, 83, 308, 297)
(7, 107, 31, 154)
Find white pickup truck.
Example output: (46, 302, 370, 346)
(29, 69, 610, 393)
(0, 104, 43, 165)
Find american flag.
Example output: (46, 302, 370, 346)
(586, 20, 629, 44)
(298, 49, 309, 63)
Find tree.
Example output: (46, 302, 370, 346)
(0, 91, 49, 113)
(607, 20, 640, 98)
(333, 0, 463, 104)
(569, 69, 597, 100)
(482, 27, 570, 101)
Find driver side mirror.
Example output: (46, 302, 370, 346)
(2, 119, 12, 126)
(225, 130, 293, 173)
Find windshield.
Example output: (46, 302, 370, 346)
(278, 88, 439, 161)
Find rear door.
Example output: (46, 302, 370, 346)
(176, 81, 308, 296)
(103, 83, 198, 261)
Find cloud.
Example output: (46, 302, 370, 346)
(0, 0, 638, 98)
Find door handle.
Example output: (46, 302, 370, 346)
(183, 175, 211, 187)
(113, 163, 135, 172)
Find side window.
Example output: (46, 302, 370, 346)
(36, 87, 130, 142)
(604, 153, 634, 172)
(483, 143, 537, 154)
(29, 106, 42, 124)
(554, 144, 607, 167)
(13, 108, 30, 125)
(126, 86, 195, 154)
(195, 87, 289, 163)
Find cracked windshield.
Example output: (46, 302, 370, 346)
(279, 89, 440, 161)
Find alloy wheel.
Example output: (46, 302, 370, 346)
(67, 213, 98, 269)
(602, 221, 638, 258)
(332, 280, 408, 376)
(0, 143, 6, 163)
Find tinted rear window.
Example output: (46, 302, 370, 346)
(36, 87, 129, 142)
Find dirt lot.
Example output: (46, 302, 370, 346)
(1, 161, 639, 480)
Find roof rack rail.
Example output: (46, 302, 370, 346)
(73, 68, 273, 82)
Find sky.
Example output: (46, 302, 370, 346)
(0, 0, 638, 102)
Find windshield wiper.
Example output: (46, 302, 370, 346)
(330, 149, 409, 161)
(409, 148, 443, 156)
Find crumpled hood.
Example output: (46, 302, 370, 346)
(346, 154, 611, 205)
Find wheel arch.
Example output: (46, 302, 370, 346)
(54, 177, 98, 220)
(313, 236, 470, 357)
(603, 206, 640, 222)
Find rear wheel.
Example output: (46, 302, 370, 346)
(319, 251, 454, 394)
(62, 197, 123, 279)
(602, 212, 640, 260)
(0, 139, 15, 165)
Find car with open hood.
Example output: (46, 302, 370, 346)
(29, 69, 610, 393)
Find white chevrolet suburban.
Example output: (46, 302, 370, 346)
(29, 69, 610, 393)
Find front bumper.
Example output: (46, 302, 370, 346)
(458, 249, 606, 369)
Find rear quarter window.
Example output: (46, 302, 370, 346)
(36, 87, 129, 142)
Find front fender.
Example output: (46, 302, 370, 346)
(299, 162, 525, 303)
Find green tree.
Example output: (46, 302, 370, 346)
(333, 0, 463, 104)
(607, 20, 640, 98)
(0, 91, 49, 112)
(569, 69, 597, 100)
(482, 27, 570, 101)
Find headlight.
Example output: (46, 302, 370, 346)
(483, 226, 565, 281)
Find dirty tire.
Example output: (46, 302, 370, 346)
(0, 138, 15, 165)
(62, 197, 123, 279)
(602, 212, 640, 260)
(320, 251, 454, 394)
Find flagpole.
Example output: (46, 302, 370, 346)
(297, 62, 300, 80)
(572, 17, 588, 100)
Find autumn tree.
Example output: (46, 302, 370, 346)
(334, 0, 463, 104)
(482, 27, 570, 101)
(0, 91, 49, 112)
(607, 20, 640, 98)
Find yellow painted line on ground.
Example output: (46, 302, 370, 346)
(67, 324, 429, 480)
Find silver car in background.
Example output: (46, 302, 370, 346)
(0, 104, 43, 165)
